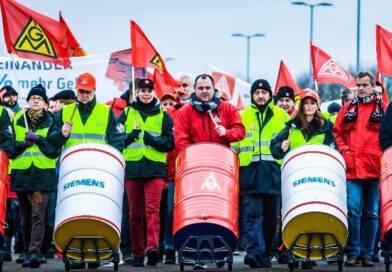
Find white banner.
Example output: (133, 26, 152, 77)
(0, 54, 127, 106)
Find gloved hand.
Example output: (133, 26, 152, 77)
(125, 129, 141, 145)
(25, 131, 39, 142)
(143, 131, 156, 146)
(20, 141, 33, 149)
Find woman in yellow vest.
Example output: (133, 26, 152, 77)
(271, 90, 336, 160)
(10, 84, 60, 268)
(270, 89, 335, 269)
(118, 79, 174, 267)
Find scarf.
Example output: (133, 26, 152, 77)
(343, 92, 383, 124)
(189, 90, 220, 112)
(26, 109, 45, 131)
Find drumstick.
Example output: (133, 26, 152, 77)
(23, 108, 29, 132)
(287, 124, 297, 141)
(207, 110, 218, 127)
(68, 102, 79, 122)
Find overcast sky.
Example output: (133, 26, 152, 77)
(2, 0, 391, 87)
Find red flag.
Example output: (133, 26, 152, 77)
(130, 20, 178, 87)
(375, 70, 390, 104)
(59, 12, 86, 57)
(311, 43, 355, 88)
(274, 60, 300, 96)
(147, 69, 173, 99)
(0, 0, 70, 67)
(376, 25, 392, 76)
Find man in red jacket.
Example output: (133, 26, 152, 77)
(333, 72, 386, 267)
(174, 74, 245, 269)
(175, 74, 245, 150)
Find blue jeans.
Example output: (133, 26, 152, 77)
(346, 179, 379, 259)
(164, 181, 175, 251)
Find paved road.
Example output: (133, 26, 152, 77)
(2, 252, 389, 272)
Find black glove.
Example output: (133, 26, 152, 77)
(20, 140, 33, 149)
(125, 129, 141, 145)
(143, 131, 156, 146)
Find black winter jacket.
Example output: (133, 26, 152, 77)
(11, 111, 61, 192)
(118, 98, 174, 179)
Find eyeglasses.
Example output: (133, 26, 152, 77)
(29, 96, 43, 102)
(180, 83, 189, 88)
(78, 89, 92, 94)
(356, 83, 369, 87)
(196, 86, 212, 91)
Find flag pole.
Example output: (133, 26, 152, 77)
(314, 79, 319, 92)
(131, 65, 136, 129)
(10, 54, 29, 131)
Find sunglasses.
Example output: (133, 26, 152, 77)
(78, 89, 92, 94)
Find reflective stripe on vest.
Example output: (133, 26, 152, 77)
(122, 107, 166, 163)
(62, 103, 110, 148)
(12, 114, 56, 170)
(235, 104, 289, 167)
(289, 129, 325, 150)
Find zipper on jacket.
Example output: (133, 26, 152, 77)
(256, 112, 262, 161)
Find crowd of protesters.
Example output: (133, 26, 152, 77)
(0, 70, 390, 271)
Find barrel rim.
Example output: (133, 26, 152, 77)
(282, 200, 347, 224)
(177, 142, 237, 158)
(61, 145, 125, 169)
(55, 215, 121, 236)
(282, 149, 346, 172)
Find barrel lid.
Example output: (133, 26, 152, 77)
(60, 142, 125, 168)
(282, 144, 345, 171)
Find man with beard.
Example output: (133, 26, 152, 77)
(0, 86, 21, 115)
(232, 79, 290, 268)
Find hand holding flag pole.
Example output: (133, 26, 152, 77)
(23, 107, 29, 132)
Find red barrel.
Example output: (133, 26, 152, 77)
(0, 150, 9, 235)
(173, 143, 239, 251)
(381, 147, 392, 248)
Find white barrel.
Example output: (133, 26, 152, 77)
(54, 142, 125, 261)
(281, 144, 347, 259)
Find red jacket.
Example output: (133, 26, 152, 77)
(166, 103, 185, 181)
(106, 96, 129, 117)
(333, 101, 387, 180)
(174, 101, 246, 153)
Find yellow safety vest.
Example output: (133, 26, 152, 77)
(232, 103, 290, 167)
(12, 112, 56, 170)
(62, 103, 110, 148)
(122, 107, 166, 163)
(289, 129, 325, 150)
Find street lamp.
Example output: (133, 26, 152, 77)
(356, 0, 361, 72)
(292, 1, 333, 85)
(164, 57, 175, 63)
(231, 33, 265, 83)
